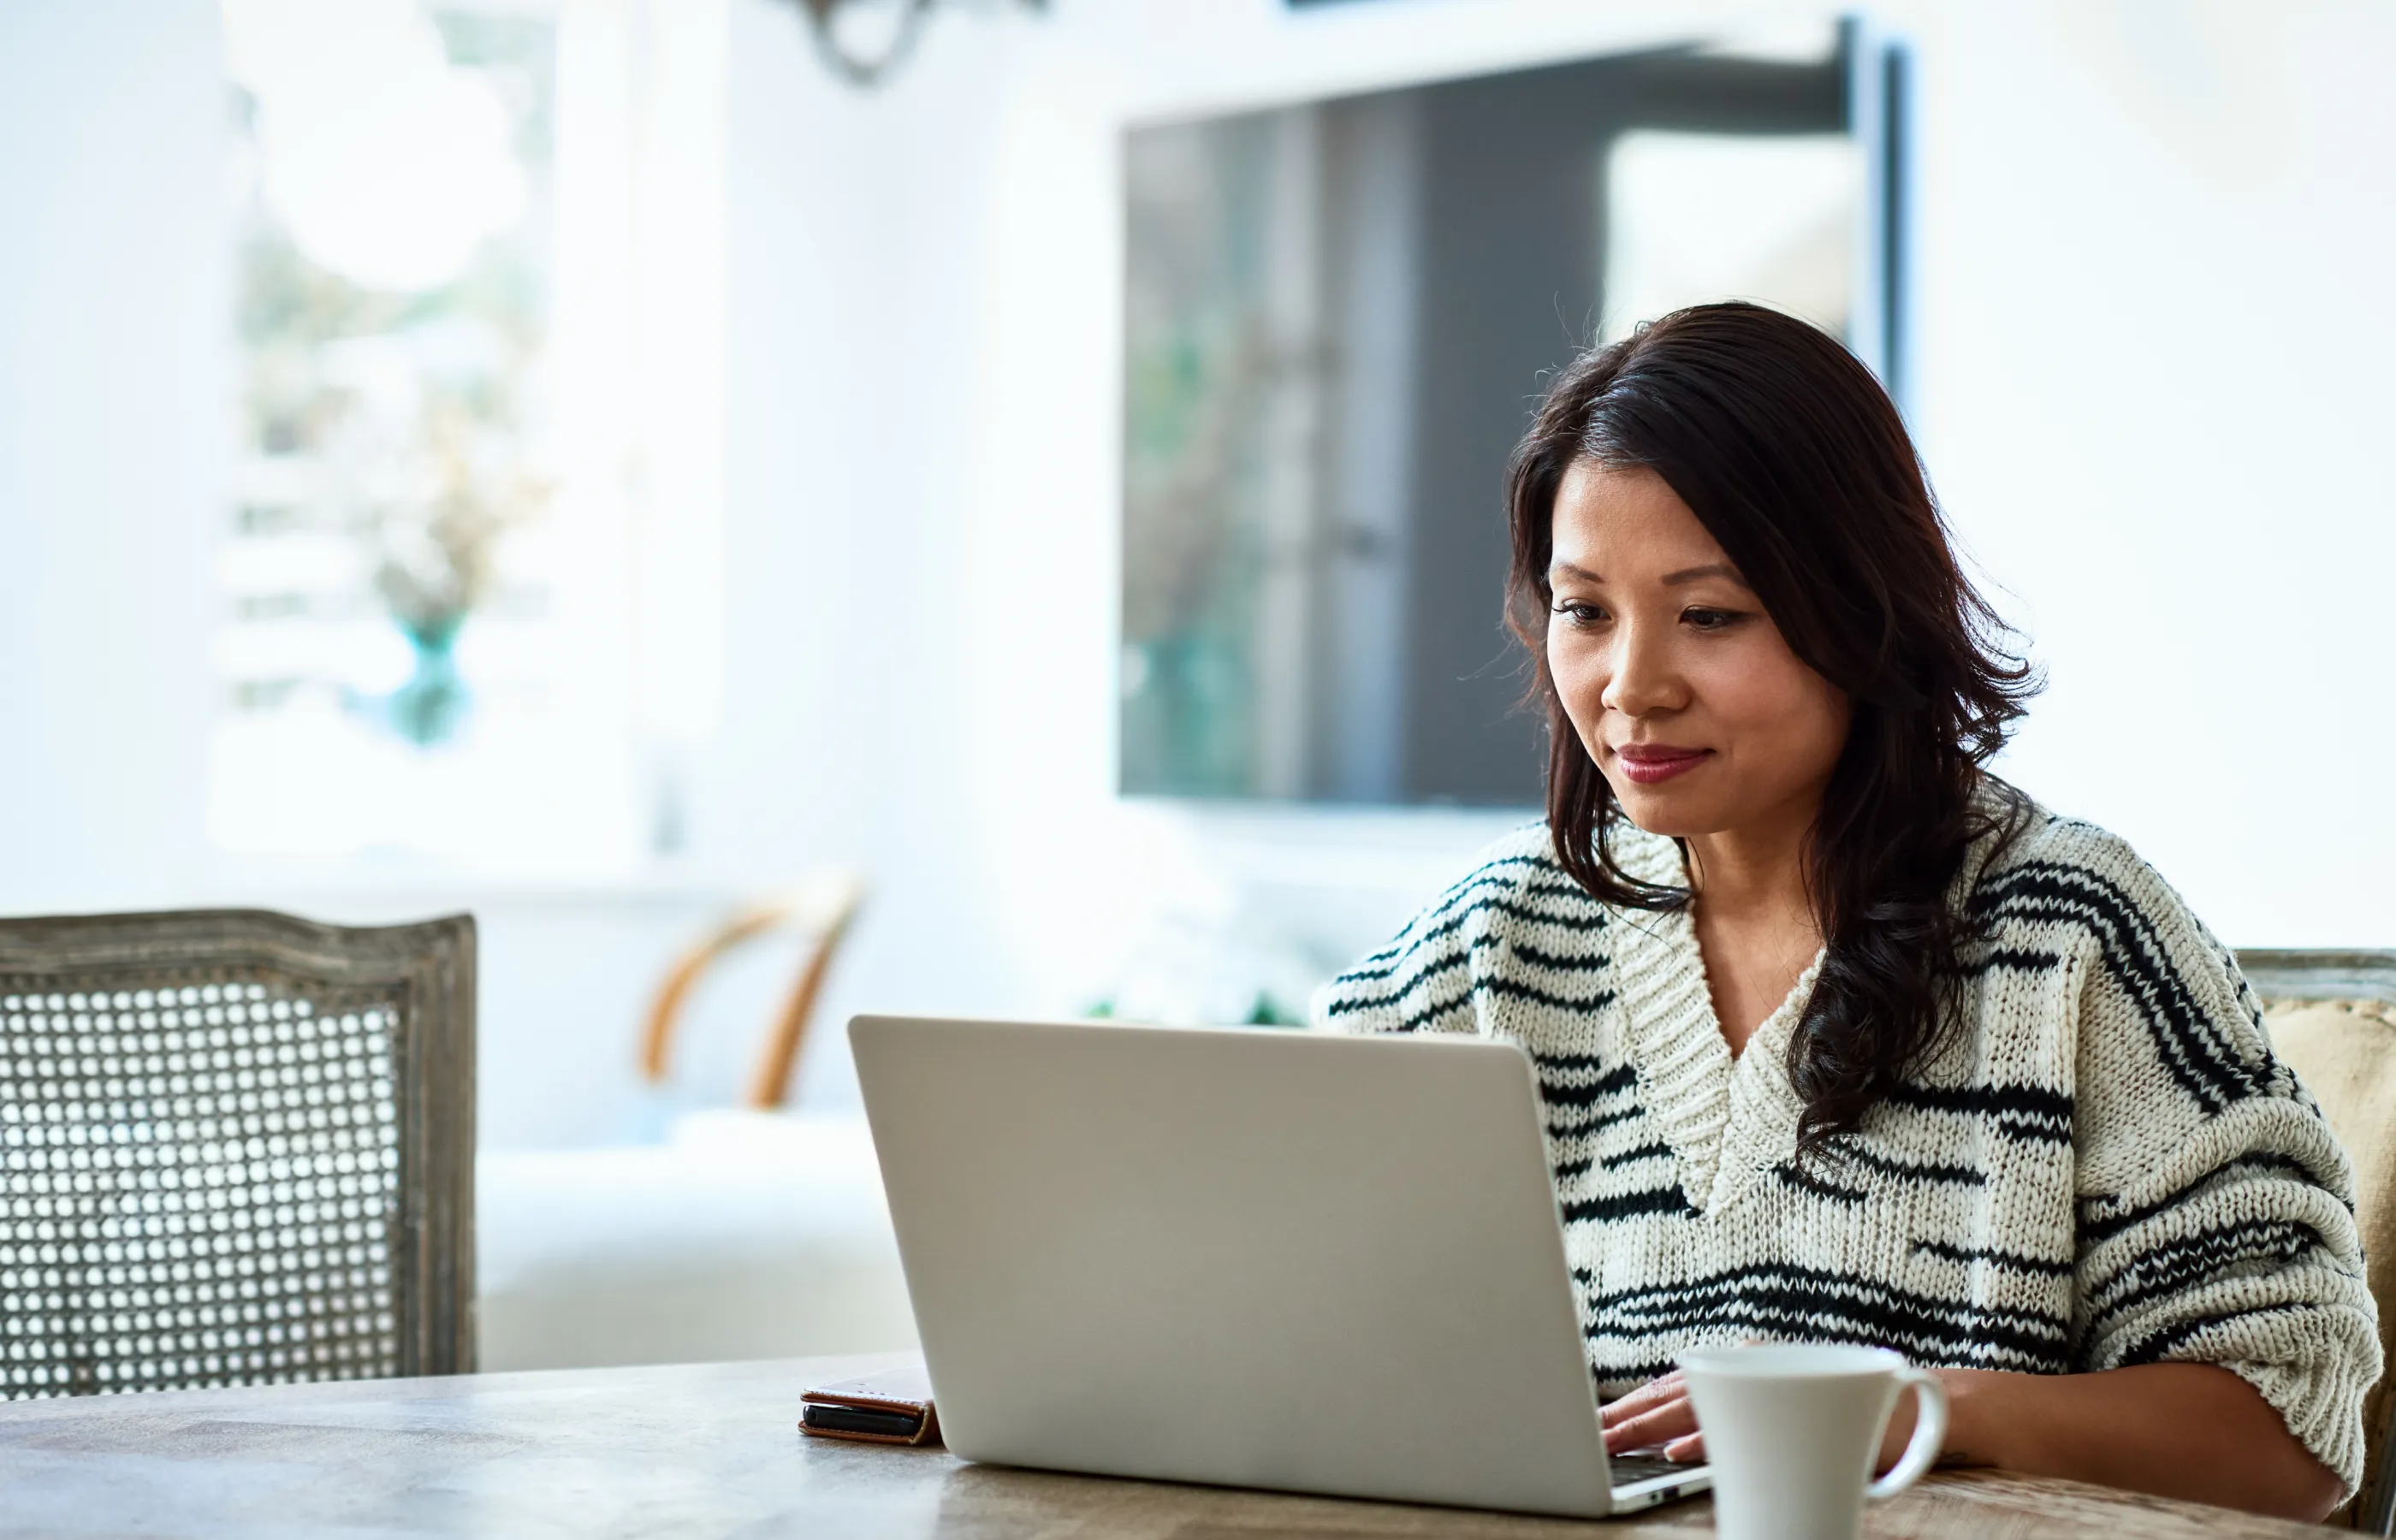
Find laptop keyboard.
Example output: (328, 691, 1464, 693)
(1610, 1454, 1696, 1486)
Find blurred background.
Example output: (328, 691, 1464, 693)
(4, 0, 2393, 1369)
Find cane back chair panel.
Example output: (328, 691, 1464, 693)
(2239, 948, 2396, 1534)
(0, 909, 474, 1399)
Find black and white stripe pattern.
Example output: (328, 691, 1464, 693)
(1314, 793, 2381, 1496)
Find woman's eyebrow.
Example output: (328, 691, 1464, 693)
(1551, 560, 1751, 589)
(1661, 563, 1752, 589)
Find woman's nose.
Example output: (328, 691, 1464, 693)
(1601, 622, 1684, 718)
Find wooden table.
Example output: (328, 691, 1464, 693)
(0, 1354, 2338, 1538)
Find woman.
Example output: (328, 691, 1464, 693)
(1316, 304, 2377, 1520)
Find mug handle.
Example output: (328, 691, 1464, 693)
(1865, 1366, 1948, 1502)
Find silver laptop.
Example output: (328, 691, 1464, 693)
(849, 1015, 1711, 1518)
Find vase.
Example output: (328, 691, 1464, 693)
(388, 613, 471, 746)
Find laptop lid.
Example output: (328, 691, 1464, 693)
(850, 1016, 1624, 1518)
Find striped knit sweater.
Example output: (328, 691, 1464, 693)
(1314, 792, 2381, 1494)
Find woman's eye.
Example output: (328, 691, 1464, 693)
(1683, 607, 1745, 631)
(1551, 601, 1608, 627)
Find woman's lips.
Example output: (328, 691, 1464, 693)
(1613, 745, 1712, 785)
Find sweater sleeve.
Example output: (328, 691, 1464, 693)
(2056, 831, 2382, 1496)
(1310, 838, 1556, 1036)
(1311, 884, 1485, 1037)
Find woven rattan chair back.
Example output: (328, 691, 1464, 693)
(2239, 948, 2396, 1534)
(0, 909, 474, 1400)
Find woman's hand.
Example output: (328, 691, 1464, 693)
(1598, 1370, 1705, 1462)
(1598, 1361, 2342, 1521)
(1598, 1369, 1922, 1469)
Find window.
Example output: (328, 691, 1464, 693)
(1118, 27, 1902, 807)
(212, 0, 723, 876)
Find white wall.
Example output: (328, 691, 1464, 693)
(0, 0, 223, 915)
(1910, 3, 2396, 945)
(5, 0, 2394, 1151)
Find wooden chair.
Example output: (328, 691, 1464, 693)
(638, 870, 864, 1109)
(0, 909, 476, 1398)
(2240, 948, 2396, 1533)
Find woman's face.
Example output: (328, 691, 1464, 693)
(1545, 459, 1852, 844)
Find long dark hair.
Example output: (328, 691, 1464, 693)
(1503, 303, 2037, 1149)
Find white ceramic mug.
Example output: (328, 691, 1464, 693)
(1678, 1343, 1948, 1540)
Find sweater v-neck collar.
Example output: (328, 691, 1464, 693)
(1607, 824, 1823, 1216)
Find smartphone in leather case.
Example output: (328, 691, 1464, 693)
(798, 1362, 940, 1447)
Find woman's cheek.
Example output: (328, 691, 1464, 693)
(1705, 652, 1844, 767)
(1550, 647, 1607, 732)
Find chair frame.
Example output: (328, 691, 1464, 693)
(638, 871, 864, 1110)
(2238, 947, 2396, 1534)
(2239, 951, 2396, 1014)
(0, 908, 477, 1380)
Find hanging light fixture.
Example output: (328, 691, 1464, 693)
(790, 0, 1045, 89)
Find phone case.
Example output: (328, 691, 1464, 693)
(798, 1360, 941, 1447)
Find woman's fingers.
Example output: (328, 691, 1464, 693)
(1602, 1398, 1699, 1453)
(1598, 1370, 1684, 1426)
(1599, 1375, 1701, 1455)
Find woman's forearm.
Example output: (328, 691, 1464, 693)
(1934, 1364, 2343, 1522)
